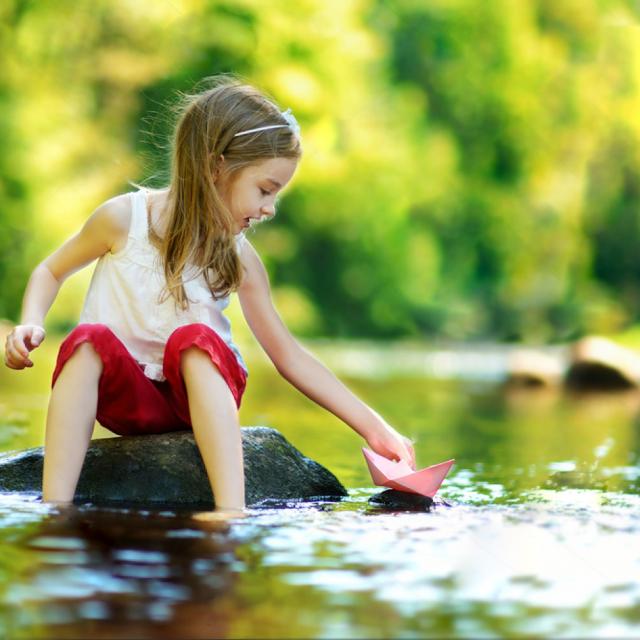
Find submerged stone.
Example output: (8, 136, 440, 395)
(368, 489, 435, 511)
(0, 427, 348, 507)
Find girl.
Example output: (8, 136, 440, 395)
(3, 76, 416, 514)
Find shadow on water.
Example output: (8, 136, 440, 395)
(1, 339, 640, 637)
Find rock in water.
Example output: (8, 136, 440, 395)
(368, 489, 435, 511)
(565, 336, 640, 390)
(0, 427, 348, 507)
(504, 349, 564, 388)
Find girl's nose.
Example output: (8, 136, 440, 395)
(261, 203, 276, 217)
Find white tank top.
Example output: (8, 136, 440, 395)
(79, 188, 248, 381)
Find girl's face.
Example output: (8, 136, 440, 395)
(217, 157, 298, 234)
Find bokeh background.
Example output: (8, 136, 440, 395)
(2, 0, 640, 345)
(3, 5, 640, 637)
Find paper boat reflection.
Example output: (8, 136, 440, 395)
(362, 448, 455, 497)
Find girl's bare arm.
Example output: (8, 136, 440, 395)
(237, 240, 416, 468)
(4, 195, 130, 369)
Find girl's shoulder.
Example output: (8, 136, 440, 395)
(40, 191, 136, 282)
(97, 191, 136, 254)
(236, 236, 270, 292)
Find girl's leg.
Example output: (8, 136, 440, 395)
(180, 346, 245, 512)
(42, 342, 102, 503)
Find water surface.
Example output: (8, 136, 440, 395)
(1, 336, 639, 638)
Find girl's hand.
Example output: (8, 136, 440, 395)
(4, 324, 46, 369)
(365, 421, 416, 470)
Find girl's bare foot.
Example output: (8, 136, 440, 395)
(192, 508, 248, 525)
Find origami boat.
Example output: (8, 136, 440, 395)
(362, 447, 455, 497)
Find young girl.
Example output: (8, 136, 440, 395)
(3, 76, 416, 513)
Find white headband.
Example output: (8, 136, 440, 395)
(233, 107, 301, 139)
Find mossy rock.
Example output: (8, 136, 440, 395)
(0, 427, 348, 507)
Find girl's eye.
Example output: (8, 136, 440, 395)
(259, 188, 271, 196)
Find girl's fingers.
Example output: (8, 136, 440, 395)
(26, 328, 45, 350)
(405, 439, 416, 469)
(4, 353, 21, 369)
(370, 428, 416, 468)
(5, 343, 20, 363)
(391, 443, 413, 468)
(381, 440, 413, 468)
(402, 446, 413, 469)
(391, 437, 414, 469)
(5, 343, 28, 368)
(405, 448, 415, 470)
(9, 336, 30, 360)
(4, 326, 44, 369)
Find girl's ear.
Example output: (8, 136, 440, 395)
(212, 154, 225, 182)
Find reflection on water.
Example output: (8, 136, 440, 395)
(0, 500, 246, 638)
(1, 337, 640, 638)
(1, 493, 640, 639)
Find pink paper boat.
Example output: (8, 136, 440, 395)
(362, 447, 455, 497)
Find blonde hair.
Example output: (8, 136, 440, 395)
(146, 74, 302, 309)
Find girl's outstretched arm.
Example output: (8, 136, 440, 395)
(4, 195, 130, 370)
(237, 240, 416, 469)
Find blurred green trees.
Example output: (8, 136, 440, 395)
(1, 0, 640, 342)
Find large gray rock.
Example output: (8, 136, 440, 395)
(0, 427, 348, 507)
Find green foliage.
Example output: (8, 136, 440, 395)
(2, 0, 640, 342)
(369, 0, 640, 340)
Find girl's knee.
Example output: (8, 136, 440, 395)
(52, 341, 103, 390)
(166, 324, 220, 365)
(180, 344, 221, 374)
(73, 340, 102, 360)
(65, 324, 121, 355)
(66, 325, 117, 361)
(162, 323, 245, 408)
(59, 340, 103, 374)
(168, 323, 213, 344)
(53, 324, 120, 388)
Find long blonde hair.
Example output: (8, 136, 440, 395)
(147, 75, 301, 309)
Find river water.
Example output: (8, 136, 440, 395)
(0, 337, 639, 638)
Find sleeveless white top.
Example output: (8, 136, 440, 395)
(79, 188, 248, 381)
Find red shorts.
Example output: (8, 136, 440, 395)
(51, 323, 248, 436)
